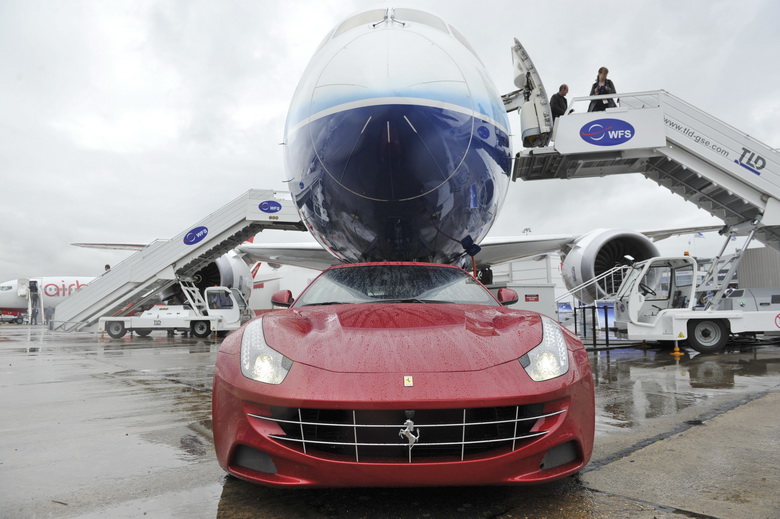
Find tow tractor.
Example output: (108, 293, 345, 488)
(98, 281, 250, 339)
(612, 220, 780, 353)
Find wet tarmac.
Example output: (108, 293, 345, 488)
(1, 324, 778, 518)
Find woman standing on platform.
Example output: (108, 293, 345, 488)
(588, 67, 617, 112)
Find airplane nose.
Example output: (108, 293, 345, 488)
(308, 27, 474, 202)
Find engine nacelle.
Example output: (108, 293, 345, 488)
(561, 229, 659, 304)
(193, 250, 253, 302)
(161, 251, 252, 304)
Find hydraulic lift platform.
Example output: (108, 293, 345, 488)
(511, 90, 780, 252)
(52, 189, 305, 332)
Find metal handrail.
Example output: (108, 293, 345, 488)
(556, 264, 630, 303)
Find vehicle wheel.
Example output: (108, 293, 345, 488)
(135, 329, 152, 337)
(106, 321, 127, 339)
(687, 320, 728, 353)
(190, 321, 211, 338)
(14, 317, 23, 325)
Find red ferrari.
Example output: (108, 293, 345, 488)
(212, 263, 594, 487)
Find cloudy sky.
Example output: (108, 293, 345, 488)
(1, 0, 778, 282)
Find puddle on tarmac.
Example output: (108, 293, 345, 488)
(590, 344, 780, 433)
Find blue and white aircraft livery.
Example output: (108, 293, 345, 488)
(283, 8, 512, 265)
(239, 8, 722, 302)
(2, 7, 720, 311)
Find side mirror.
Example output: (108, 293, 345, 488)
(271, 290, 294, 308)
(497, 288, 519, 306)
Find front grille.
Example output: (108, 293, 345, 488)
(248, 405, 562, 463)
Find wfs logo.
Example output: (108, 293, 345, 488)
(183, 226, 208, 245)
(580, 119, 635, 146)
(259, 200, 282, 213)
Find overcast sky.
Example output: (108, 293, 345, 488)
(1, 0, 778, 281)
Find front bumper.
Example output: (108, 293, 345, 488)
(212, 348, 594, 487)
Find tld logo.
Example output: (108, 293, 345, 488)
(259, 201, 282, 213)
(184, 226, 209, 245)
(580, 119, 635, 146)
(735, 147, 765, 176)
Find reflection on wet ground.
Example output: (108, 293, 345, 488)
(1, 324, 778, 518)
(591, 344, 780, 434)
(216, 476, 610, 519)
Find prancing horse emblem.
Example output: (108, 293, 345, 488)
(399, 419, 420, 448)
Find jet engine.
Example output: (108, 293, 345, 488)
(161, 251, 252, 305)
(560, 229, 659, 304)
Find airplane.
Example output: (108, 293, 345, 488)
(0, 254, 314, 320)
(1, 8, 717, 315)
(0, 250, 254, 319)
(236, 7, 716, 302)
(0, 277, 93, 322)
(247, 262, 317, 314)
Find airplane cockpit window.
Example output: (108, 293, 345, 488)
(393, 9, 448, 33)
(449, 24, 480, 60)
(333, 9, 386, 38)
(0, 285, 12, 291)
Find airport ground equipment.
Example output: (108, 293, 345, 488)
(12, 278, 45, 325)
(98, 284, 246, 339)
(0, 314, 24, 325)
(511, 90, 780, 253)
(53, 190, 305, 333)
(608, 227, 780, 353)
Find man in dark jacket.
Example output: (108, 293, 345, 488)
(550, 84, 569, 121)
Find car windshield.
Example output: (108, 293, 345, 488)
(295, 265, 498, 307)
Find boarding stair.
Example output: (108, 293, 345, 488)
(26, 280, 44, 325)
(179, 279, 209, 316)
(555, 263, 631, 306)
(510, 90, 780, 252)
(52, 189, 305, 332)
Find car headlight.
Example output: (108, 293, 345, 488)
(519, 316, 570, 382)
(240, 318, 293, 384)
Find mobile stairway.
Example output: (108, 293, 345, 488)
(52, 189, 305, 332)
(511, 90, 780, 251)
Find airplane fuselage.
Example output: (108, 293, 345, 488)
(284, 8, 512, 265)
(0, 277, 93, 314)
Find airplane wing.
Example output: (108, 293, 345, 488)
(237, 225, 723, 271)
(476, 225, 724, 265)
(76, 224, 724, 272)
(237, 236, 577, 271)
(72, 243, 146, 251)
(642, 225, 724, 241)
(475, 235, 576, 266)
(237, 243, 342, 271)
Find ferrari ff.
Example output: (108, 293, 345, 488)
(212, 262, 594, 487)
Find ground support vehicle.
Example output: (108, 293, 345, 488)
(0, 313, 24, 324)
(99, 285, 248, 339)
(612, 253, 780, 353)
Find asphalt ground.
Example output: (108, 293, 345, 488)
(1, 324, 778, 518)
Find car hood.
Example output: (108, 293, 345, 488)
(261, 304, 544, 373)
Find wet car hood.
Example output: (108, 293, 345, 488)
(261, 304, 543, 373)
